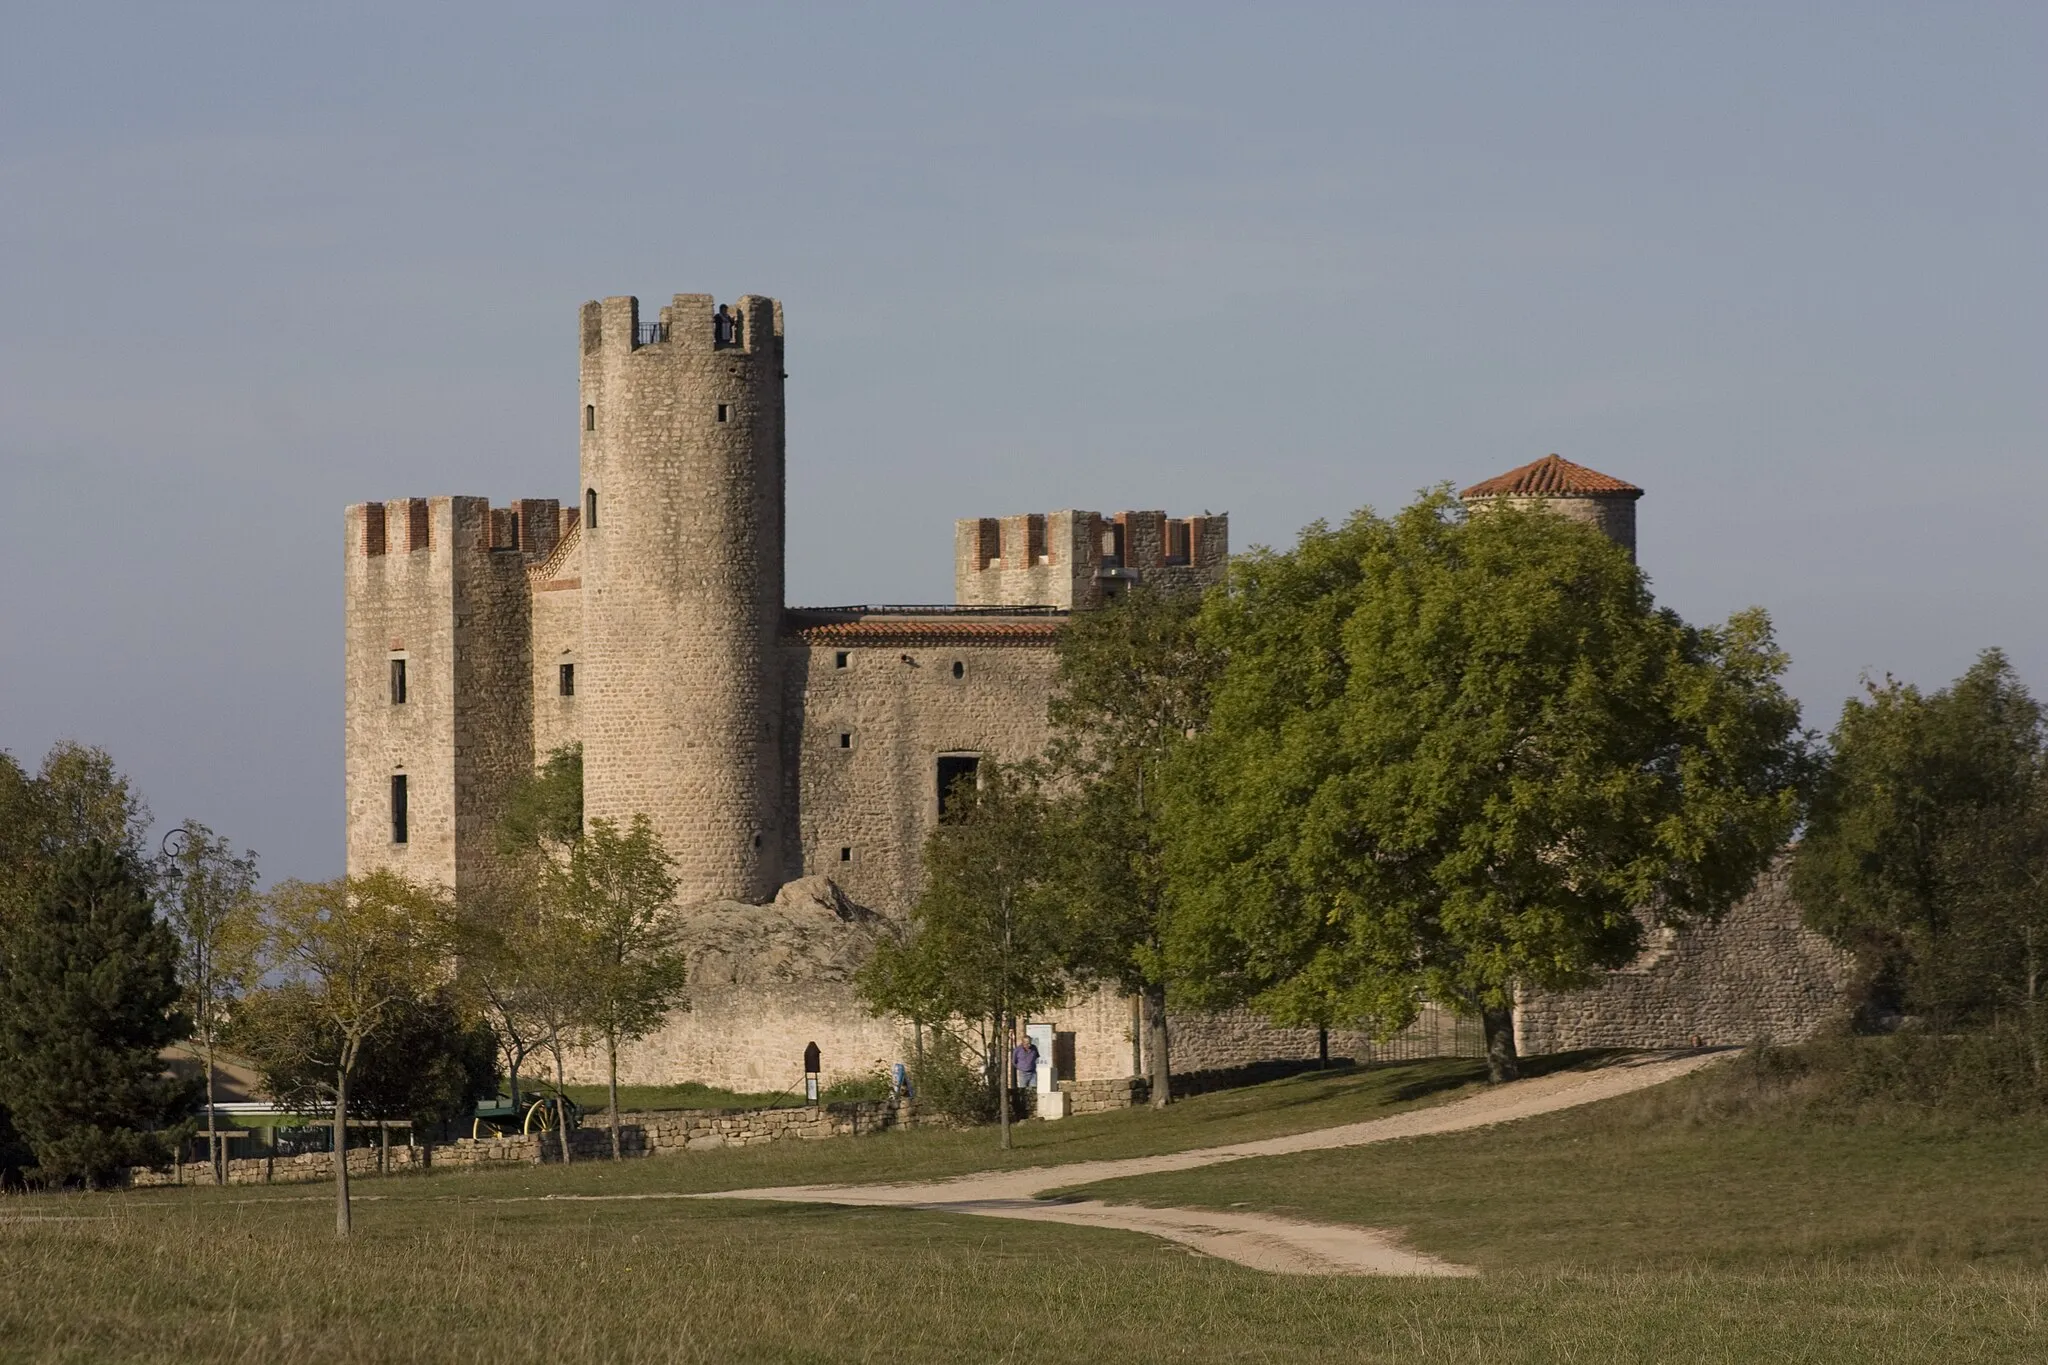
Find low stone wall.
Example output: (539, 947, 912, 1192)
(1515, 856, 1858, 1053)
(1059, 1077, 1149, 1114)
(129, 1098, 916, 1188)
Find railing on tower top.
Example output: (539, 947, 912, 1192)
(635, 322, 668, 345)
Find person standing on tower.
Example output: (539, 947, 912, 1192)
(713, 304, 735, 347)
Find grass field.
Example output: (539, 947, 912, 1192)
(2, 1054, 2043, 1363)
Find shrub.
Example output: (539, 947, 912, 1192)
(907, 1030, 995, 1125)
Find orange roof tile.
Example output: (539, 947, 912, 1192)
(1460, 454, 1642, 500)
(787, 617, 1063, 649)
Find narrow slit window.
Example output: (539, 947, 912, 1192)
(951, 660, 964, 680)
(585, 488, 597, 529)
(390, 775, 409, 845)
(716, 403, 730, 422)
(389, 658, 407, 705)
(839, 732, 852, 749)
(584, 404, 595, 431)
(559, 663, 575, 697)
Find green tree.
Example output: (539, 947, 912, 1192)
(244, 871, 451, 1236)
(860, 762, 1070, 1148)
(1046, 584, 1221, 1108)
(158, 821, 261, 1184)
(0, 742, 149, 921)
(498, 743, 584, 855)
(555, 816, 688, 1159)
(0, 842, 197, 1187)
(1795, 651, 2045, 1035)
(240, 986, 497, 1134)
(1165, 492, 1806, 1081)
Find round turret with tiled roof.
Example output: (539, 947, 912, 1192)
(1460, 453, 1643, 559)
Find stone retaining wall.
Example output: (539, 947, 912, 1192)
(129, 1098, 915, 1188)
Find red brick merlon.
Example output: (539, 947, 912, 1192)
(784, 606, 1065, 649)
(1460, 454, 1643, 500)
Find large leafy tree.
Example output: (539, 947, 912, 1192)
(0, 842, 198, 1187)
(1795, 651, 2046, 1035)
(241, 871, 452, 1236)
(1164, 492, 1806, 1081)
(1045, 584, 1221, 1107)
(860, 761, 1071, 1148)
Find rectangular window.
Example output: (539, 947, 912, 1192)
(390, 775, 409, 845)
(936, 754, 981, 821)
(716, 403, 730, 422)
(834, 651, 850, 670)
(389, 658, 407, 705)
(839, 732, 852, 749)
(839, 846, 852, 863)
(559, 663, 575, 697)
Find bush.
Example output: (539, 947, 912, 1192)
(907, 1030, 996, 1125)
(820, 1067, 891, 1104)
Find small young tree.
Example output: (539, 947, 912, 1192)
(860, 762, 1070, 1148)
(1165, 493, 1807, 1081)
(1046, 584, 1221, 1108)
(0, 841, 198, 1187)
(556, 816, 687, 1159)
(158, 821, 261, 1183)
(247, 871, 450, 1236)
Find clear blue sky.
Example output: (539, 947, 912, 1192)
(3, 3, 2043, 882)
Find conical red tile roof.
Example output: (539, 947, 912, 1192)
(1460, 454, 1641, 499)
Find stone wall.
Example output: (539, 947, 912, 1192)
(343, 495, 538, 893)
(783, 633, 1063, 918)
(1168, 1001, 1483, 1074)
(131, 1099, 916, 1187)
(1514, 856, 1858, 1053)
(954, 509, 1228, 609)
(528, 524, 582, 763)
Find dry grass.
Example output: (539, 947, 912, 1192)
(2, 1053, 2041, 1363)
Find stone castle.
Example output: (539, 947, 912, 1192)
(344, 290, 1853, 1093)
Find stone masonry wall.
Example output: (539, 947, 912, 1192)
(529, 526, 582, 763)
(1514, 855, 1858, 1053)
(130, 1100, 916, 1187)
(784, 639, 1062, 917)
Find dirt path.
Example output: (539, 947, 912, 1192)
(702, 1049, 1726, 1276)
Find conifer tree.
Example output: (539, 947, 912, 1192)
(0, 841, 197, 1187)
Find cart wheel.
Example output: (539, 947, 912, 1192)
(523, 1099, 556, 1134)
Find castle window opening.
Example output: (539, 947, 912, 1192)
(839, 846, 852, 863)
(716, 403, 729, 423)
(951, 660, 964, 680)
(389, 658, 407, 705)
(839, 732, 852, 749)
(584, 404, 595, 432)
(937, 754, 981, 821)
(834, 651, 850, 670)
(559, 663, 575, 697)
(585, 489, 597, 529)
(752, 832, 762, 849)
(390, 775, 408, 845)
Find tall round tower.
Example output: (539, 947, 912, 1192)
(579, 292, 786, 904)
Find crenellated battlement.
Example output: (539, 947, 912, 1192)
(580, 293, 785, 358)
(347, 498, 578, 562)
(954, 508, 1228, 610)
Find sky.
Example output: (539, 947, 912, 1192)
(2, 3, 2044, 883)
